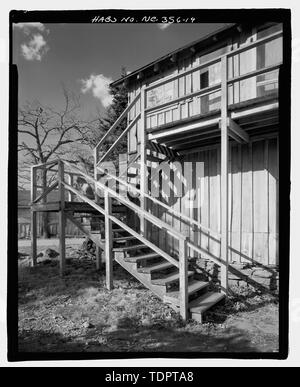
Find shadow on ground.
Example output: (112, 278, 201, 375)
(18, 322, 259, 353)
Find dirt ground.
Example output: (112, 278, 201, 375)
(18, 240, 279, 353)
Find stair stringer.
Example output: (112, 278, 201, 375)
(114, 253, 179, 313)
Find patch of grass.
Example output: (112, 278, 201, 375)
(18, 245, 279, 353)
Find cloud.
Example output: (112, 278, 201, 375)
(13, 22, 48, 35)
(21, 34, 49, 61)
(158, 23, 172, 31)
(80, 74, 113, 107)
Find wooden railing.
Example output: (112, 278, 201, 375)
(58, 160, 189, 320)
(144, 29, 282, 130)
(94, 93, 141, 167)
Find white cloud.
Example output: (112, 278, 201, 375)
(158, 23, 172, 31)
(81, 74, 113, 108)
(21, 34, 49, 61)
(13, 22, 47, 35)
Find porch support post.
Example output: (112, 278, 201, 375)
(95, 246, 102, 270)
(58, 160, 66, 276)
(140, 86, 147, 236)
(179, 238, 188, 322)
(104, 190, 113, 290)
(220, 55, 229, 294)
(30, 166, 37, 267)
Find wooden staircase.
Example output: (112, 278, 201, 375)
(94, 225, 226, 323)
(30, 86, 228, 323)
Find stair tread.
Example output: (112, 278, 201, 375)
(113, 244, 147, 252)
(113, 228, 126, 233)
(189, 292, 225, 314)
(163, 280, 209, 304)
(124, 253, 161, 263)
(138, 261, 174, 274)
(113, 236, 136, 242)
(152, 270, 194, 286)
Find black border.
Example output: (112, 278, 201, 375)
(8, 8, 291, 362)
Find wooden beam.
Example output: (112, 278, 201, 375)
(30, 166, 37, 266)
(220, 55, 229, 294)
(140, 86, 147, 236)
(137, 71, 143, 80)
(94, 92, 140, 157)
(104, 191, 113, 290)
(32, 181, 59, 204)
(65, 212, 105, 250)
(58, 160, 66, 276)
(227, 118, 249, 143)
(31, 212, 37, 266)
(97, 113, 141, 165)
(179, 239, 188, 322)
(170, 54, 177, 63)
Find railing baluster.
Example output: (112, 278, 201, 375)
(220, 55, 229, 294)
(58, 160, 66, 276)
(104, 190, 113, 290)
(30, 165, 37, 266)
(179, 238, 188, 322)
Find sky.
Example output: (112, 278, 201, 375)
(13, 22, 227, 119)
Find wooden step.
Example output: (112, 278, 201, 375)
(113, 236, 136, 242)
(189, 291, 225, 322)
(163, 280, 209, 305)
(100, 236, 136, 243)
(113, 228, 127, 233)
(138, 261, 174, 274)
(151, 270, 194, 286)
(113, 244, 147, 252)
(124, 252, 161, 263)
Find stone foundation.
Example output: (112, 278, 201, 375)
(191, 258, 279, 293)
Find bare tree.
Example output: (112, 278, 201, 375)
(18, 88, 92, 237)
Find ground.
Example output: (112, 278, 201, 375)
(18, 238, 279, 353)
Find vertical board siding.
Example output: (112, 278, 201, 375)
(146, 137, 278, 266)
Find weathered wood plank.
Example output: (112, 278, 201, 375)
(105, 191, 113, 290)
(252, 140, 269, 265)
(241, 143, 253, 264)
(268, 138, 278, 265)
(58, 161, 66, 276)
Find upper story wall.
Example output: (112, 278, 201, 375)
(126, 22, 282, 153)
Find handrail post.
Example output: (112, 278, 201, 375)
(58, 160, 66, 276)
(179, 237, 188, 322)
(104, 190, 113, 290)
(220, 55, 229, 294)
(140, 85, 147, 236)
(67, 173, 74, 202)
(30, 165, 37, 266)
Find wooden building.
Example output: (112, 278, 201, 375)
(105, 22, 281, 267)
(31, 22, 283, 321)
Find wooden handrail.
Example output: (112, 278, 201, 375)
(32, 180, 59, 204)
(96, 113, 141, 166)
(145, 83, 221, 114)
(145, 56, 221, 91)
(226, 30, 282, 58)
(96, 163, 221, 238)
(94, 92, 141, 157)
(227, 63, 282, 85)
(62, 180, 180, 268)
(144, 29, 282, 93)
(63, 161, 186, 241)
